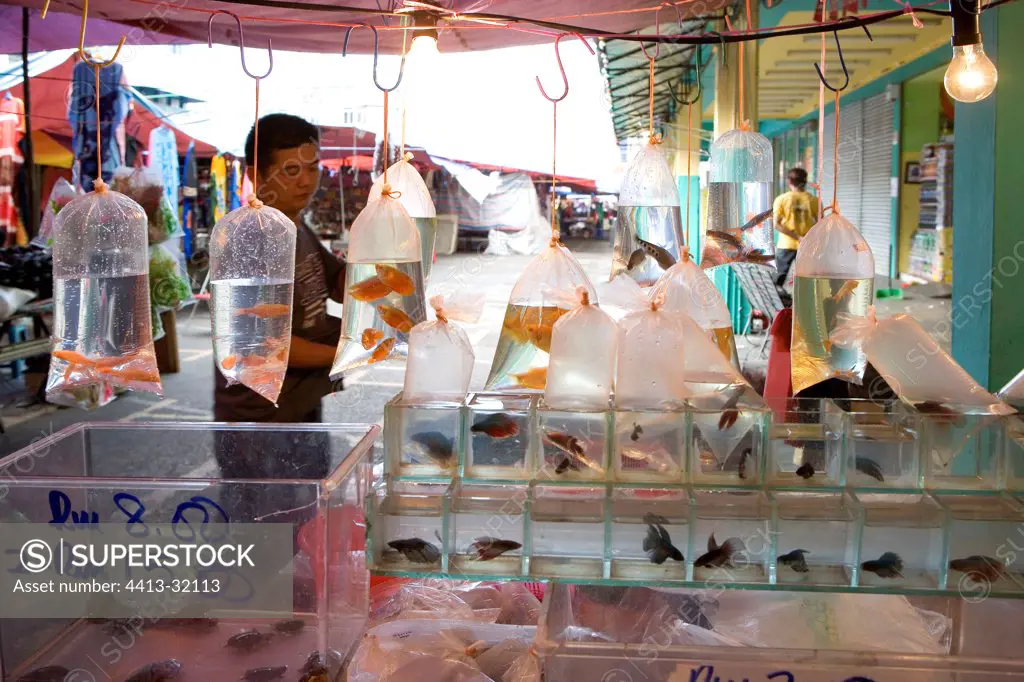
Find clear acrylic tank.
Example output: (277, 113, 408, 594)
(0, 421, 377, 682)
(701, 128, 776, 270)
(369, 153, 438, 281)
(209, 200, 297, 405)
(383, 393, 462, 478)
(48, 186, 162, 404)
(766, 397, 845, 487)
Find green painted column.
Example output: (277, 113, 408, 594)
(951, 7, 1024, 391)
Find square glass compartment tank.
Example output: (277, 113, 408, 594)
(854, 492, 947, 589)
(610, 487, 690, 581)
(529, 484, 607, 579)
(612, 407, 687, 483)
(936, 493, 1024, 595)
(843, 399, 921, 489)
(538, 402, 610, 482)
(447, 481, 527, 578)
(921, 407, 1004, 490)
(771, 491, 858, 586)
(765, 398, 843, 487)
(464, 393, 534, 480)
(0, 422, 377, 682)
(384, 393, 462, 477)
(1005, 416, 1024, 492)
(689, 387, 768, 485)
(690, 489, 772, 584)
(369, 479, 450, 573)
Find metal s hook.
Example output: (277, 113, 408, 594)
(208, 10, 273, 80)
(536, 32, 595, 103)
(639, 1, 672, 62)
(669, 46, 702, 106)
(343, 22, 406, 93)
(814, 30, 850, 92)
(79, 0, 126, 68)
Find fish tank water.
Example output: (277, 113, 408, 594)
(0, 422, 377, 682)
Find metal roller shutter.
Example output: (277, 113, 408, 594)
(860, 92, 895, 277)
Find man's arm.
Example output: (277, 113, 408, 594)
(288, 335, 336, 368)
(776, 224, 801, 240)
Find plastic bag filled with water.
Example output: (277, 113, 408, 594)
(332, 192, 426, 378)
(47, 183, 161, 405)
(210, 199, 297, 405)
(403, 291, 484, 403)
(791, 210, 875, 394)
(544, 287, 618, 410)
(610, 141, 686, 286)
(651, 247, 739, 367)
(32, 177, 78, 249)
(484, 240, 596, 392)
(370, 153, 438, 282)
(701, 128, 776, 269)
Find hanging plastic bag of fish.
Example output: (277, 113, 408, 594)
(209, 197, 297, 405)
(791, 210, 875, 394)
(610, 141, 687, 286)
(370, 152, 439, 281)
(403, 291, 485, 403)
(32, 177, 78, 249)
(47, 180, 162, 405)
(603, 275, 689, 409)
(332, 189, 426, 378)
(701, 127, 776, 269)
(543, 286, 618, 410)
(651, 246, 739, 368)
(484, 239, 597, 391)
(111, 165, 181, 244)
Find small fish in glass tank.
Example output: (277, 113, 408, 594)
(643, 515, 685, 565)
(860, 551, 904, 579)
(242, 665, 288, 682)
(694, 534, 746, 569)
(387, 537, 441, 564)
(226, 630, 275, 653)
(778, 548, 811, 573)
(124, 659, 183, 682)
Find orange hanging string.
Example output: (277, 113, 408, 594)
(381, 89, 393, 195)
(685, 100, 692, 244)
(648, 56, 656, 143)
(248, 77, 263, 208)
(92, 63, 106, 192)
(832, 88, 840, 214)
(550, 100, 559, 244)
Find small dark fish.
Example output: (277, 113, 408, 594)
(471, 412, 520, 439)
(409, 431, 455, 465)
(854, 456, 885, 482)
(795, 462, 815, 479)
(555, 454, 581, 474)
(545, 431, 588, 474)
(272, 618, 305, 634)
(949, 555, 1007, 582)
(643, 523, 684, 565)
(914, 401, 965, 425)
(694, 533, 745, 568)
(226, 630, 274, 652)
(626, 247, 648, 270)
(738, 209, 773, 232)
(17, 666, 70, 682)
(124, 659, 183, 682)
(718, 388, 743, 430)
(778, 549, 811, 573)
(706, 230, 743, 249)
(630, 422, 643, 442)
(470, 536, 522, 560)
(861, 551, 904, 578)
(242, 666, 288, 682)
(301, 650, 341, 675)
(636, 236, 677, 270)
(387, 538, 441, 564)
(738, 448, 751, 480)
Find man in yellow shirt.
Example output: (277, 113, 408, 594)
(772, 168, 819, 300)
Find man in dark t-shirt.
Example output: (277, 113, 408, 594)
(213, 114, 344, 424)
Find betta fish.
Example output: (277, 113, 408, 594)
(226, 630, 274, 653)
(778, 549, 811, 573)
(694, 534, 745, 569)
(854, 456, 885, 482)
(544, 431, 588, 474)
(630, 422, 643, 442)
(242, 667, 288, 682)
(471, 413, 520, 439)
(643, 522, 684, 565)
(718, 387, 744, 430)
(272, 618, 305, 634)
(470, 537, 522, 561)
(387, 538, 441, 564)
(861, 551, 904, 579)
(408, 431, 455, 466)
(795, 462, 815, 479)
(949, 555, 1007, 582)
(124, 659, 183, 682)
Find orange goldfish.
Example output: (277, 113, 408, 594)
(349, 276, 392, 302)
(375, 264, 416, 296)
(52, 349, 91, 365)
(378, 305, 414, 333)
(221, 355, 238, 370)
(831, 280, 860, 302)
(511, 366, 547, 390)
(361, 328, 384, 350)
(241, 355, 267, 367)
(274, 347, 288, 362)
(238, 303, 291, 318)
(369, 338, 396, 364)
(98, 366, 160, 383)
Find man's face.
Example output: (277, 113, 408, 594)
(255, 142, 321, 217)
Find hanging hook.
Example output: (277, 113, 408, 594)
(78, 0, 126, 68)
(814, 30, 851, 92)
(639, 2, 672, 62)
(536, 32, 595, 103)
(343, 22, 406, 93)
(208, 11, 273, 80)
(669, 45, 702, 106)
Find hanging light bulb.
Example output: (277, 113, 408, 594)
(944, 0, 998, 103)
(407, 7, 440, 70)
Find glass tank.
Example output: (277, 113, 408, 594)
(463, 393, 535, 480)
(0, 422, 377, 682)
(383, 393, 462, 478)
(766, 397, 844, 487)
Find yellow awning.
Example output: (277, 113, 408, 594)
(30, 130, 73, 169)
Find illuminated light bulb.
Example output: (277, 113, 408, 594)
(944, 43, 998, 103)
(408, 34, 440, 68)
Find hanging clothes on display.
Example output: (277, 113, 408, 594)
(229, 158, 242, 209)
(210, 154, 227, 223)
(147, 125, 180, 217)
(180, 141, 198, 259)
(69, 59, 130, 191)
(0, 93, 23, 247)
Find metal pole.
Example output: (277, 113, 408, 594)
(21, 7, 37, 239)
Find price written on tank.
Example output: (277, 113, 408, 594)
(688, 667, 876, 682)
(47, 489, 230, 538)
